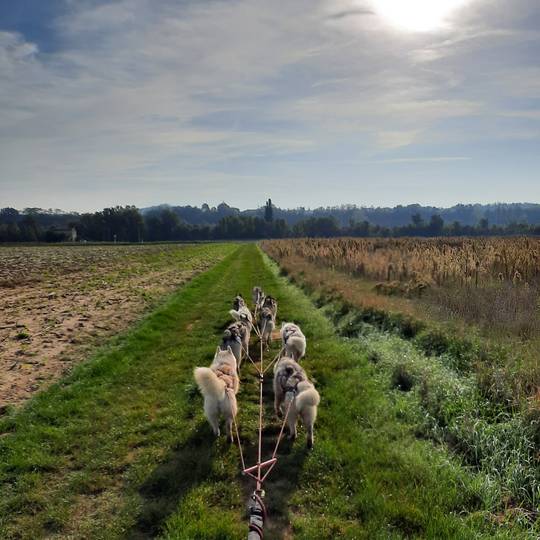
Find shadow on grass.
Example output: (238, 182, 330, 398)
(241, 374, 310, 540)
(263, 443, 310, 539)
(130, 421, 217, 538)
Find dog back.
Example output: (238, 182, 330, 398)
(274, 357, 307, 391)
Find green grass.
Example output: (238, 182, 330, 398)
(0, 244, 533, 538)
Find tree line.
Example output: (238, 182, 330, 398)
(2, 204, 540, 243)
(143, 201, 540, 228)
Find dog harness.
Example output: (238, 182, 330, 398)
(215, 365, 236, 390)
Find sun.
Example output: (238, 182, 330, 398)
(371, 0, 468, 32)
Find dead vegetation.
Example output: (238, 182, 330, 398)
(262, 237, 540, 338)
(261, 237, 540, 407)
(262, 237, 540, 288)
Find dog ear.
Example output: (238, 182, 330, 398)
(215, 346, 220, 355)
(227, 345, 232, 354)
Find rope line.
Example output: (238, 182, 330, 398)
(271, 391, 295, 460)
(262, 347, 285, 375)
(228, 295, 294, 538)
(229, 389, 246, 471)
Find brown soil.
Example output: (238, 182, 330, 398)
(0, 244, 221, 409)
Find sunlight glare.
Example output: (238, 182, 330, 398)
(371, 0, 468, 32)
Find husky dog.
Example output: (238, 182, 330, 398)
(281, 322, 306, 361)
(233, 294, 246, 310)
(252, 286, 265, 310)
(230, 305, 253, 326)
(262, 295, 278, 319)
(194, 347, 239, 442)
(220, 322, 244, 369)
(273, 357, 320, 449)
(258, 306, 275, 349)
(229, 302, 253, 359)
(230, 293, 253, 327)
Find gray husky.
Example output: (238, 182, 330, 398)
(230, 294, 253, 326)
(233, 294, 246, 310)
(229, 295, 253, 360)
(220, 322, 244, 370)
(280, 322, 306, 361)
(258, 307, 275, 349)
(252, 286, 265, 310)
(262, 295, 278, 319)
(273, 357, 320, 449)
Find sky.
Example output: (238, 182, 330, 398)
(1, 0, 540, 212)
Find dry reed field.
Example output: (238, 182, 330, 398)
(261, 238, 540, 529)
(263, 237, 540, 338)
(0, 243, 236, 408)
(263, 237, 540, 289)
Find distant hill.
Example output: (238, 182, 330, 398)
(141, 202, 540, 228)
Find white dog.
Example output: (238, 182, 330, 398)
(194, 347, 239, 442)
(273, 357, 320, 449)
(280, 322, 306, 361)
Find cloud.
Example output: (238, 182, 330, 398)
(327, 7, 374, 20)
(0, 0, 540, 210)
(368, 156, 471, 164)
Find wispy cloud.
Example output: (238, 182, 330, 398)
(368, 156, 471, 164)
(0, 0, 539, 210)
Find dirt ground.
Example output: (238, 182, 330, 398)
(0, 244, 230, 410)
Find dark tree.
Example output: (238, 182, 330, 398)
(411, 213, 424, 228)
(264, 199, 273, 222)
(428, 214, 444, 235)
(0, 207, 20, 224)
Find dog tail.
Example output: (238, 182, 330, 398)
(295, 387, 320, 411)
(194, 367, 226, 400)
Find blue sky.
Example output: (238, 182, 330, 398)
(1, 0, 540, 211)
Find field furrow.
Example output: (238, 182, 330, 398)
(0, 243, 236, 408)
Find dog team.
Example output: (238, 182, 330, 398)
(193, 286, 320, 449)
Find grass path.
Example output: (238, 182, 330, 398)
(0, 244, 529, 539)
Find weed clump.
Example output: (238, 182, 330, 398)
(391, 363, 415, 392)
